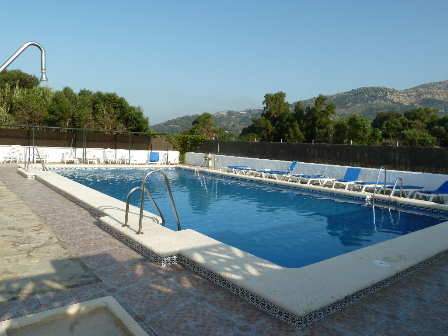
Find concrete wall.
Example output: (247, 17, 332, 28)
(185, 152, 448, 191)
(0, 145, 179, 165)
(193, 140, 448, 174)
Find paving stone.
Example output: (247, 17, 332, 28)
(149, 302, 235, 336)
(1, 166, 448, 335)
(399, 302, 448, 335)
(370, 320, 433, 336)
(319, 300, 386, 334)
(0, 179, 100, 301)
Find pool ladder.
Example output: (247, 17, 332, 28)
(124, 170, 181, 234)
(371, 166, 403, 205)
(24, 147, 48, 172)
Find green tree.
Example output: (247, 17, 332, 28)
(0, 69, 40, 90)
(251, 115, 275, 141)
(381, 117, 410, 139)
(215, 127, 236, 140)
(89, 91, 150, 132)
(189, 112, 218, 139)
(172, 134, 206, 163)
(400, 129, 438, 147)
(333, 115, 381, 145)
(78, 89, 93, 98)
(241, 92, 304, 143)
(47, 87, 90, 128)
(347, 114, 381, 145)
(0, 83, 18, 124)
(0, 70, 150, 133)
(332, 117, 349, 144)
(284, 120, 305, 143)
(238, 132, 257, 141)
(125, 105, 150, 133)
(429, 115, 448, 147)
(371, 111, 402, 129)
(10, 86, 53, 125)
(403, 107, 440, 124)
(301, 94, 337, 142)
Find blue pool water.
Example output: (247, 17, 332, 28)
(55, 168, 447, 268)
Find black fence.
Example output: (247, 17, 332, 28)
(193, 140, 448, 174)
(0, 127, 174, 151)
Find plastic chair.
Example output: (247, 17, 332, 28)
(148, 152, 160, 165)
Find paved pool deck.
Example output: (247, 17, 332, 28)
(0, 164, 447, 335)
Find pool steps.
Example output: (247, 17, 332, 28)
(125, 170, 181, 234)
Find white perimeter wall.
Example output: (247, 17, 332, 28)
(0, 145, 179, 165)
(185, 152, 448, 191)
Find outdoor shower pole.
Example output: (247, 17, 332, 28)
(0, 42, 48, 81)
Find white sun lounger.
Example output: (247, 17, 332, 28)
(3, 145, 24, 163)
(413, 181, 448, 204)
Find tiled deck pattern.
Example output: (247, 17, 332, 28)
(0, 166, 447, 335)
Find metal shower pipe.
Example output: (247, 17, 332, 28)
(0, 41, 48, 81)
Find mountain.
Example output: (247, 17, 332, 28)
(150, 109, 262, 136)
(150, 115, 198, 135)
(298, 80, 448, 120)
(150, 79, 448, 135)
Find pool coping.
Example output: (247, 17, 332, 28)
(17, 164, 448, 329)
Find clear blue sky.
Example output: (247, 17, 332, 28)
(1, 0, 447, 125)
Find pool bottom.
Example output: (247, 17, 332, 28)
(52, 166, 448, 269)
(18, 165, 448, 329)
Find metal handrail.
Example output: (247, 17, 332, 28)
(372, 166, 387, 205)
(24, 147, 48, 171)
(388, 177, 403, 202)
(124, 186, 165, 234)
(124, 170, 181, 234)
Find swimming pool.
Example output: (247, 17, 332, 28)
(55, 168, 447, 268)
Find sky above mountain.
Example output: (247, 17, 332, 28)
(2, 0, 447, 125)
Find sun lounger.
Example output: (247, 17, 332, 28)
(255, 161, 298, 180)
(103, 148, 117, 164)
(4, 145, 23, 163)
(147, 152, 160, 165)
(167, 153, 179, 165)
(288, 170, 326, 182)
(329, 167, 362, 190)
(62, 149, 79, 164)
(297, 173, 331, 186)
(379, 185, 424, 198)
(126, 156, 139, 165)
(162, 153, 168, 165)
(35, 149, 49, 164)
(85, 150, 98, 164)
(223, 165, 256, 175)
(352, 181, 394, 193)
(413, 181, 448, 204)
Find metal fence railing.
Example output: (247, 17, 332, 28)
(0, 124, 174, 164)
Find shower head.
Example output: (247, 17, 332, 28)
(0, 42, 48, 82)
(40, 70, 48, 82)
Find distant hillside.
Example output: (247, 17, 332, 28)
(150, 115, 198, 135)
(151, 109, 262, 135)
(151, 79, 448, 135)
(298, 79, 448, 120)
